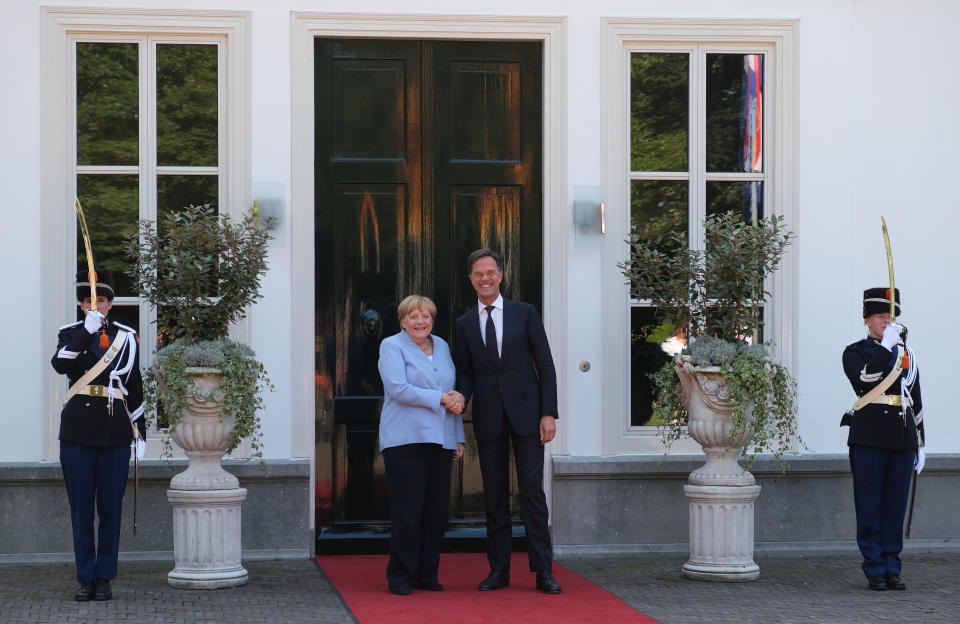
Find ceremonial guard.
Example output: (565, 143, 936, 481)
(842, 287, 924, 591)
(51, 269, 145, 601)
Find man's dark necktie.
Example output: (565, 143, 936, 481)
(484, 305, 499, 364)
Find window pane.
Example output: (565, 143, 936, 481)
(76, 42, 139, 166)
(156, 44, 219, 167)
(631, 53, 688, 172)
(76, 175, 139, 297)
(630, 180, 688, 251)
(706, 181, 764, 223)
(157, 175, 218, 216)
(706, 54, 764, 173)
(631, 307, 683, 427)
(156, 177, 219, 302)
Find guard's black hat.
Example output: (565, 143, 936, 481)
(75, 269, 115, 302)
(863, 287, 900, 318)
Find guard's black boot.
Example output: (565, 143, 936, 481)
(74, 581, 95, 601)
(94, 578, 112, 601)
(868, 575, 887, 591)
(885, 573, 906, 590)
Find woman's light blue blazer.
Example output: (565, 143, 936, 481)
(378, 330, 466, 452)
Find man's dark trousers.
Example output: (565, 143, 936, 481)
(478, 410, 552, 573)
(849, 444, 914, 578)
(60, 442, 129, 583)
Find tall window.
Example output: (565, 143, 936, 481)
(628, 48, 767, 428)
(600, 20, 796, 454)
(74, 38, 221, 345)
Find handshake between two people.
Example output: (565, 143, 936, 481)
(441, 390, 466, 460)
(441, 390, 466, 415)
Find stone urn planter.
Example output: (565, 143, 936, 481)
(674, 354, 773, 582)
(164, 367, 248, 589)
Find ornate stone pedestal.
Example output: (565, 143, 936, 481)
(165, 367, 248, 589)
(682, 484, 761, 582)
(167, 488, 248, 588)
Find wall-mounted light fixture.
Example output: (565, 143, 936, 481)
(573, 186, 605, 250)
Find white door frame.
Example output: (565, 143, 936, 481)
(290, 12, 568, 532)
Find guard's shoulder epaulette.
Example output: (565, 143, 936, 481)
(844, 337, 868, 349)
(113, 322, 137, 334)
(58, 320, 83, 331)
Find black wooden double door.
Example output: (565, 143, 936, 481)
(314, 38, 543, 552)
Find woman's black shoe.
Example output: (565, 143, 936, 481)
(74, 581, 95, 601)
(415, 580, 444, 591)
(389, 585, 412, 595)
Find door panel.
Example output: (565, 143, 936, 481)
(315, 38, 542, 552)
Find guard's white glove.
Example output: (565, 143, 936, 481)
(915, 447, 925, 474)
(84, 310, 104, 334)
(880, 324, 900, 350)
(131, 439, 146, 462)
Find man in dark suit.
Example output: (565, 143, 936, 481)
(454, 248, 561, 594)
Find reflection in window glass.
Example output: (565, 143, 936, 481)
(157, 44, 219, 167)
(630, 180, 688, 251)
(157, 175, 218, 217)
(706, 181, 764, 223)
(706, 54, 763, 173)
(631, 53, 688, 172)
(631, 307, 683, 427)
(76, 42, 139, 166)
(76, 175, 139, 297)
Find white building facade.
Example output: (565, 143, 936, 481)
(2, 0, 958, 560)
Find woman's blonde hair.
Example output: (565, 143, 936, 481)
(397, 295, 437, 323)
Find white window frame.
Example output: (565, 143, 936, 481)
(40, 8, 252, 461)
(600, 18, 798, 455)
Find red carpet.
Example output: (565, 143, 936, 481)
(316, 553, 660, 624)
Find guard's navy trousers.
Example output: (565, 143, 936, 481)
(60, 442, 130, 583)
(849, 444, 914, 579)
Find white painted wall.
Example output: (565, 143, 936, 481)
(2, 0, 958, 463)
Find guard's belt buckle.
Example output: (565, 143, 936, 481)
(887, 395, 901, 406)
(89, 385, 105, 397)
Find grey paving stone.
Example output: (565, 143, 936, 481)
(1, 552, 958, 623)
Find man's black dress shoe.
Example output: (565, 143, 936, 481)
(478, 571, 510, 591)
(536, 570, 562, 594)
(94, 579, 112, 601)
(868, 575, 887, 591)
(74, 581, 95, 602)
(389, 585, 412, 596)
(885, 573, 906, 590)
(415, 580, 444, 591)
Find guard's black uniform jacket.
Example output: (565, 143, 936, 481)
(51, 320, 145, 447)
(842, 335, 923, 451)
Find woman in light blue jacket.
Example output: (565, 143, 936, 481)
(378, 295, 465, 595)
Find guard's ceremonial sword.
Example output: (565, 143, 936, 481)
(75, 198, 97, 305)
(880, 216, 896, 322)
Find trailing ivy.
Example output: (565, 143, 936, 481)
(652, 336, 800, 468)
(146, 339, 273, 460)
